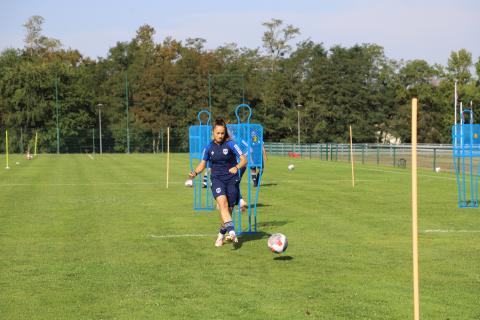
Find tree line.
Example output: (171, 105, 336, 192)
(1, 16, 479, 152)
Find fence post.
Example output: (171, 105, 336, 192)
(161, 128, 164, 153)
(335, 144, 338, 161)
(377, 145, 380, 165)
(309, 144, 312, 159)
(433, 148, 437, 172)
(393, 145, 396, 167)
(362, 144, 365, 164)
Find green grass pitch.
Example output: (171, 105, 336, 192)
(0, 154, 479, 319)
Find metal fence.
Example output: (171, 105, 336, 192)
(0, 127, 456, 173)
(0, 128, 189, 154)
(264, 142, 455, 173)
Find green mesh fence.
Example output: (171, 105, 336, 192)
(0, 127, 188, 154)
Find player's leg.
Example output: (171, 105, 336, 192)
(224, 177, 241, 242)
(250, 167, 257, 187)
(238, 167, 248, 211)
(211, 178, 232, 246)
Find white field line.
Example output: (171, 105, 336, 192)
(422, 229, 480, 233)
(0, 181, 184, 187)
(150, 234, 216, 239)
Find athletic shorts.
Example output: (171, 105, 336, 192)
(211, 175, 240, 208)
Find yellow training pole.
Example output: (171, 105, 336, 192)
(349, 125, 355, 188)
(34, 131, 38, 156)
(166, 127, 170, 188)
(5, 130, 9, 169)
(411, 98, 420, 320)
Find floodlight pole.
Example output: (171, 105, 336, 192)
(208, 73, 212, 114)
(297, 104, 302, 145)
(55, 76, 60, 154)
(125, 73, 130, 154)
(97, 103, 103, 154)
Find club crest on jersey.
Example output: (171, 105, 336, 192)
(216, 187, 221, 193)
(223, 148, 228, 155)
(211, 150, 214, 155)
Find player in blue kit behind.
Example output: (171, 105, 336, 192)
(189, 119, 248, 247)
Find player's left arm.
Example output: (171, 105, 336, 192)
(228, 141, 248, 174)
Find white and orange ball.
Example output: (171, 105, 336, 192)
(268, 233, 288, 253)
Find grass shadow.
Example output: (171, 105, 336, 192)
(257, 220, 289, 228)
(260, 183, 278, 187)
(273, 255, 294, 261)
(232, 231, 270, 250)
(254, 203, 271, 208)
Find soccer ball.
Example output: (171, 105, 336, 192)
(288, 164, 295, 171)
(435, 167, 441, 173)
(239, 198, 247, 211)
(184, 179, 193, 187)
(268, 233, 288, 253)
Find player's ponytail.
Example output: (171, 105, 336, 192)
(213, 118, 230, 141)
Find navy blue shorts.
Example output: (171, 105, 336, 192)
(211, 175, 240, 208)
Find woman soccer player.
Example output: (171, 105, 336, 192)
(189, 119, 248, 247)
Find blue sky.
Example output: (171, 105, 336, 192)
(1, 0, 479, 65)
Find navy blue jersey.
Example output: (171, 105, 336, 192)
(202, 140, 243, 179)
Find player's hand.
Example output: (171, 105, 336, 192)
(229, 166, 238, 174)
(188, 171, 197, 178)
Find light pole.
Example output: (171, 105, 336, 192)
(297, 104, 302, 145)
(125, 73, 130, 154)
(55, 76, 60, 154)
(97, 103, 103, 154)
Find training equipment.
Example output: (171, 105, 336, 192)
(188, 104, 264, 236)
(268, 233, 288, 253)
(185, 179, 193, 187)
(288, 164, 294, 170)
(189, 110, 215, 211)
(228, 104, 264, 235)
(452, 99, 480, 207)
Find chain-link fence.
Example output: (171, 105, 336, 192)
(265, 142, 454, 173)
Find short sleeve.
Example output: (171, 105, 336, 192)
(227, 140, 243, 158)
(202, 145, 210, 161)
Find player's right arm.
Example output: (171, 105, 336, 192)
(189, 160, 207, 178)
(189, 146, 210, 178)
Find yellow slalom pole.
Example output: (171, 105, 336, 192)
(166, 127, 170, 188)
(34, 131, 38, 156)
(5, 130, 9, 169)
(349, 125, 355, 188)
(411, 98, 420, 320)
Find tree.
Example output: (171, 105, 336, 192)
(23, 15, 61, 56)
(447, 49, 472, 84)
(261, 18, 300, 72)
